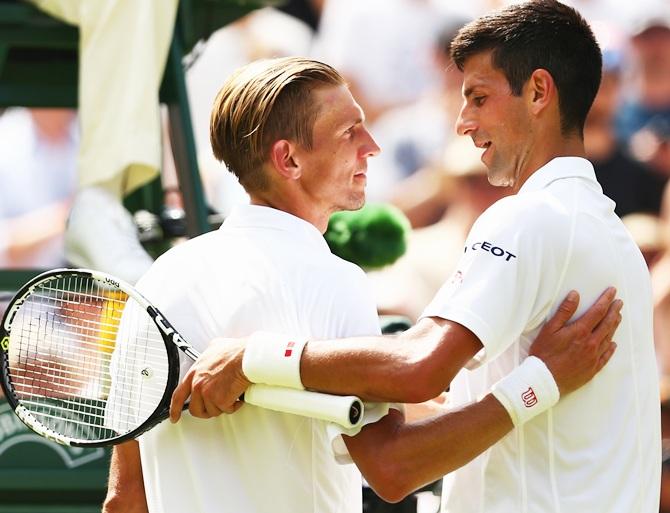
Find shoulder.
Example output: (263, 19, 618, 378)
(473, 191, 574, 248)
(136, 231, 224, 293)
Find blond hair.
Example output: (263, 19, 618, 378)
(210, 57, 345, 192)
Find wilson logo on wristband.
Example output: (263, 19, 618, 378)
(284, 341, 296, 357)
(521, 387, 538, 407)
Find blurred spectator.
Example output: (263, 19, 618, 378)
(630, 115, 670, 180)
(622, 212, 665, 268)
(585, 23, 666, 216)
(368, 137, 509, 320)
(560, 0, 668, 31)
(312, 0, 450, 123)
(365, 16, 469, 205)
(276, 0, 324, 32)
(25, 0, 178, 284)
(0, 108, 78, 268)
(617, 11, 670, 151)
(623, 15, 670, 192)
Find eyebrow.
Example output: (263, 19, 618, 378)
(339, 116, 364, 132)
(462, 86, 481, 99)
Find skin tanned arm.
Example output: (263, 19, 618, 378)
(103, 440, 148, 513)
(344, 398, 511, 502)
(170, 287, 620, 417)
(338, 290, 620, 502)
(301, 317, 481, 402)
(168, 290, 620, 503)
(300, 288, 619, 402)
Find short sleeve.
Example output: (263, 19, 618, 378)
(421, 195, 573, 365)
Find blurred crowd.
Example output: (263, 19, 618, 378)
(1, 0, 670, 510)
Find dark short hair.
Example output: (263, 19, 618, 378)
(451, 0, 602, 136)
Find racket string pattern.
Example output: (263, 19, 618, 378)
(1, 269, 366, 447)
(6, 274, 170, 444)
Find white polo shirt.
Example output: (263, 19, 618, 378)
(422, 157, 661, 513)
(134, 205, 382, 513)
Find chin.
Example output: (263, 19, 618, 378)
(487, 173, 510, 188)
(487, 167, 515, 188)
(344, 194, 366, 212)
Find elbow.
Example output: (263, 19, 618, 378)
(102, 493, 125, 513)
(102, 485, 146, 513)
(364, 458, 415, 503)
(395, 320, 465, 402)
(398, 358, 449, 403)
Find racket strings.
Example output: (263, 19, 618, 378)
(8, 274, 171, 443)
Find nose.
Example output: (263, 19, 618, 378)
(455, 103, 476, 137)
(361, 127, 381, 158)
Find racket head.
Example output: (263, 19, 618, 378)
(0, 269, 181, 447)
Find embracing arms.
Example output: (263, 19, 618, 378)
(170, 288, 620, 417)
(166, 289, 620, 501)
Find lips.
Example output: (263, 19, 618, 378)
(353, 172, 367, 182)
(472, 139, 492, 163)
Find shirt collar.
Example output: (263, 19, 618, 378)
(221, 204, 331, 253)
(517, 157, 598, 195)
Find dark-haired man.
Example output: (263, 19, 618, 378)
(175, 2, 659, 511)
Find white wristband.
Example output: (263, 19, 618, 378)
(242, 331, 308, 390)
(491, 356, 560, 427)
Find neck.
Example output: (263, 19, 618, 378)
(512, 131, 587, 193)
(250, 190, 330, 234)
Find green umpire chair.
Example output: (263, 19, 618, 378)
(0, 1, 281, 510)
(0, 0, 282, 291)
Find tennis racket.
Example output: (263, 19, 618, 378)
(0, 269, 364, 447)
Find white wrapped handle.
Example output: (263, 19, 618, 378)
(244, 384, 364, 429)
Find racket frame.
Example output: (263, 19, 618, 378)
(0, 268, 188, 447)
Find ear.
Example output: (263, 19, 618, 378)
(269, 139, 301, 180)
(526, 68, 555, 116)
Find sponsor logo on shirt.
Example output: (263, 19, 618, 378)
(521, 387, 538, 407)
(284, 341, 296, 357)
(449, 270, 464, 287)
(465, 241, 517, 262)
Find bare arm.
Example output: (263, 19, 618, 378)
(103, 440, 148, 513)
(344, 397, 512, 503)
(300, 288, 620, 401)
(170, 288, 620, 420)
(301, 317, 481, 402)
(343, 290, 621, 502)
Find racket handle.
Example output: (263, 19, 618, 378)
(243, 385, 364, 429)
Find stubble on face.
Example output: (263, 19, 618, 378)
(460, 52, 533, 191)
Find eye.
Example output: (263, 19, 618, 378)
(473, 96, 486, 107)
(344, 126, 356, 139)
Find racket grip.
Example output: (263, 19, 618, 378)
(243, 385, 364, 429)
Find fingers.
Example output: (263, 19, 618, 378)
(170, 370, 193, 423)
(574, 287, 617, 332)
(544, 290, 580, 333)
(595, 342, 617, 372)
(589, 299, 623, 354)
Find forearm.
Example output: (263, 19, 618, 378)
(300, 319, 481, 402)
(103, 441, 148, 513)
(348, 395, 513, 502)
